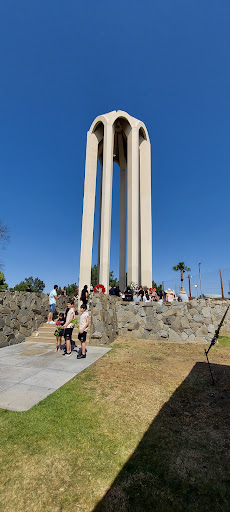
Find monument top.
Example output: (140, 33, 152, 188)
(89, 110, 150, 142)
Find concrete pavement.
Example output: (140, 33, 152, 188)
(0, 341, 110, 412)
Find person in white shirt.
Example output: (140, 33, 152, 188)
(47, 285, 61, 324)
(63, 299, 75, 357)
(77, 304, 90, 359)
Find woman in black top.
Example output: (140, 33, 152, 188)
(81, 285, 89, 306)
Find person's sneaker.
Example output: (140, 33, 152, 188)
(77, 353, 86, 359)
(46, 321, 50, 324)
(77, 348, 88, 355)
(50, 321, 55, 324)
(64, 352, 71, 357)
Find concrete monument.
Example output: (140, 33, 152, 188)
(79, 110, 152, 294)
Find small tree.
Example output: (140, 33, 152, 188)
(109, 270, 119, 288)
(0, 221, 9, 270)
(173, 262, 191, 292)
(91, 265, 119, 288)
(0, 221, 9, 249)
(14, 276, 45, 292)
(91, 264, 98, 288)
(0, 272, 8, 290)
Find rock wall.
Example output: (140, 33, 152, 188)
(1, 291, 229, 349)
(0, 292, 74, 348)
(89, 295, 229, 345)
(0, 291, 49, 348)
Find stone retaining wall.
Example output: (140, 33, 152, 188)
(1, 291, 229, 349)
(90, 294, 229, 345)
(0, 292, 75, 348)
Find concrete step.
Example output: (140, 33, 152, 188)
(26, 323, 79, 344)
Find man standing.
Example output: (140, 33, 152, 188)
(47, 285, 61, 324)
(77, 304, 89, 359)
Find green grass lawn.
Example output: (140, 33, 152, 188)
(0, 337, 230, 512)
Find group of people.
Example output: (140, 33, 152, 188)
(122, 286, 189, 303)
(47, 285, 89, 359)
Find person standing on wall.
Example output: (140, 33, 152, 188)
(47, 285, 61, 324)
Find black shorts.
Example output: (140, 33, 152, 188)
(78, 331, 87, 342)
(64, 328, 73, 340)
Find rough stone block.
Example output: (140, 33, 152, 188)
(0, 332, 8, 347)
(144, 323, 153, 331)
(202, 307, 211, 318)
(181, 332, 188, 340)
(193, 314, 203, 322)
(0, 306, 11, 315)
(15, 333, 25, 343)
(188, 308, 197, 316)
(168, 329, 182, 341)
(181, 317, 190, 328)
(159, 330, 168, 338)
(127, 322, 140, 331)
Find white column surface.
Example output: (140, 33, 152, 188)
(99, 123, 114, 293)
(127, 128, 139, 286)
(118, 132, 127, 292)
(140, 138, 152, 287)
(119, 166, 127, 292)
(79, 131, 99, 298)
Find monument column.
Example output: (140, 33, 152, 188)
(99, 123, 114, 293)
(127, 127, 139, 285)
(118, 132, 127, 292)
(79, 128, 102, 297)
(140, 137, 152, 287)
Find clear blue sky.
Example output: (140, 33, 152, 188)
(1, 0, 230, 295)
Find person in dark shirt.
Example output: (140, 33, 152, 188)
(123, 287, 133, 301)
(114, 286, 121, 297)
(81, 285, 89, 306)
(26, 285, 32, 292)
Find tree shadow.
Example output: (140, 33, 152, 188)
(93, 362, 230, 512)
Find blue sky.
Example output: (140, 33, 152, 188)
(1, 0, 230, 295)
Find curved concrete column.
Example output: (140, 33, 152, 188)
(79, 128, 102, 297)
(98, 123, 114, 293)
(140, 137, 152, 287)
(127, 127, 139, 285)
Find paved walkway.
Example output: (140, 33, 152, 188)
(0, 341, 110, 412)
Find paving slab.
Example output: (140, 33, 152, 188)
(0, 342, 111, 412)
(0, 383, 56, 412)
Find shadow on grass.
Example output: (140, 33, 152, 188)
(93, 362, 230, 512)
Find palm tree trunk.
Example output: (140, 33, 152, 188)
(180, 269, 184, 291)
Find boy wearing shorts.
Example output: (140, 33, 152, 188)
(77, 304, 89, 359)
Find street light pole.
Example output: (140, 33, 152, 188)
(194, 284, 198, 298)
(198, 262, 203, 298)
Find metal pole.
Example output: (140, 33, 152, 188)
(198, 262, 202, 298)
(220, 269, 224, 299)
(188, 274, 192, 300)
(162, 281, 164, 292)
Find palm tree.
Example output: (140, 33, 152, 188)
(173, 262, 191, 293)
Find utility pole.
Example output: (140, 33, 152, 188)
(187, 274, 192, 300)
(198, 262, 202, 298)
(220, 269, 224, 299)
